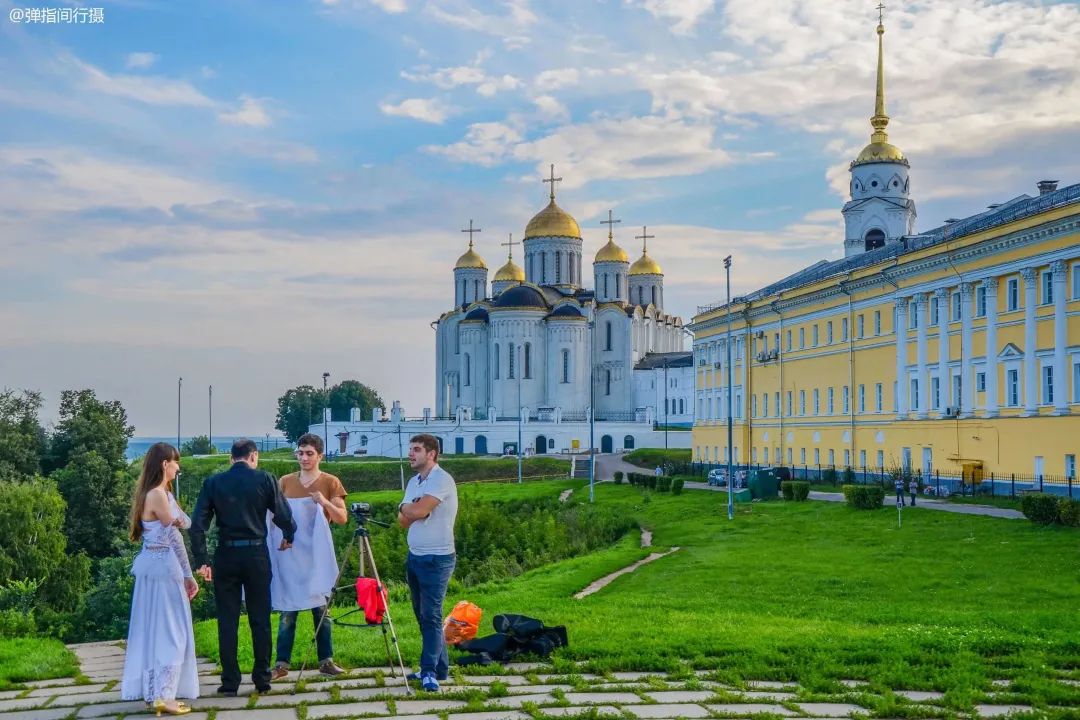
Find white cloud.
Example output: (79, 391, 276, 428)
(424, 0, 536, 45)
(402, 61, 521, 96)
(218, 95, 273, 127)
(424, 121, 522, 165)
(378, 97, 455, 123)
(626, 0, 715, 34)
(532, 95, 569, 122)
(534, 68, 579, 91)
(125, 52, 159, 70)
(370, 0, 407, 11)
(72, 58, 213, 107)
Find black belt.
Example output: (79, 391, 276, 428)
(221, 539, 264, 547)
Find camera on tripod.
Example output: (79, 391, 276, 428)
(350, 501, 372, 523)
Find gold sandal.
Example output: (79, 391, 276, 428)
(152, 699, 192, 716)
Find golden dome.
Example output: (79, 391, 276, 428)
(629, 252, 662, 276)
(494, 258, 525, 282)
(595, 238, 629, 263)
(454, 241, 487, 270)
(524, 199, 581, 240)
(853, 140, 907, 167)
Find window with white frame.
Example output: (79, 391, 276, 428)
(908, 301, 917, 329)
(877, 449, 884, 468)
(930, 296, 939, 325)
(774, 392, 780, 417)
(1007, 368, 1019, 406)
(1041, 270, 1054, 305)
(951, 292, 961, 321)
(875, 383, 883, 412)
(813, 388, 820, 415)
(1043, 365, 1054, 404)
(786, 330, 792, 351)
(826, 321, 833, 344)
(1007, 277, 1020, 311)
(911, 378, 920, 410)
(801, 448, 806, 464)
(857, 314, 865, 338)
(762, 393, 768, 417)
(874, 310, 882, 335)
(752, 395, 758, 417)
(800, 390, 806, 415)
(931, 377, 940, 409)
(788, 448, 793, 464)
(976, 284, 986, 317)
(841, 317, 848, 341)
(844, 449, 851, 467)
(976, 372, 986, 392)
(814, 448, 821, 465)
(843, 385, 850, 414)
(787, 391, 793, 416)
(860, 449, 867, 468)
(827, 387, 834, 414)
(1073, 264, 1080, 300)
(812, 325, 819, 346)
(494, 343, 501, 379)
(799, 327, 805, 348)
(858, 384, 866, 413)
(952, 375, 962, 407)
(1067, 454, 1077, 480)
(464, 353, 471, 386)
(1074, 360, 1080, 403)
(828, 449, 835, 466)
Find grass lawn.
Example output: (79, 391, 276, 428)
(0, 637, 79, 689)
(192, 481, 1080, 712)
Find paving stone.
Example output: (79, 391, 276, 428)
(500, 663, 548, 672)
(796, 703, 867, 717)
(1061, 679, 1080, 687)
(990, 680, 1011, 688)
(189, 694, 255, 709)
(446, 711, 529, 720)
(50, 690, 123, 706)
(339, 684, 411, 699)
(124, 713, 211, 720)
(608, 672, 658, 682)
(29, 682, 108, 697)
(260, 690, 333, 705)
(706, 703, 798, 716)
(0, 708, 76, 720)
(894, 691, 945, 702)
(537, 674, 602, 684)
(536, 706, 621, 717)
(485, 693, 560, 708)
(76, 699, 155, 717)
(0, 690, 25, 700)
(974, 705, 1034, 718)
(392, 698, 467, 712)
(736, 691, 797, 702)
(20, 677, 81, 689)
(0, 696, 51, 712)
(563, 692, 643, 704)
(305, 700, 390, 718)
(646, 691, 718, 703)
(325, 677, 379, 689)
(837, 680, 866, 689)
(504, 685, 565, 695)
(744, 682, 796, 691)
(627, 703, 712, 718)
(216, 709, 299, 720)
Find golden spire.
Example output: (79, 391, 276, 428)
(870, 3, 889, 144)
(494, 233, 524, 281)
(454, 219, 487, 269)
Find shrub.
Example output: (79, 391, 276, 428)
(1058, 498, 1080, 527)
(793, 481, 811, 501)
(842, 484, 885, 510)
(823, 467, 839, 484)
(1021, 493, 1060, 524)
(656, 475, 672, 492)
(780, 481, 795, 501)
(842, 466, 856, 484)
(671, 478, 684, 495)
(645, 473, 658, 490)
(0, 579, 38, 638)
(613, 471, 624, 484)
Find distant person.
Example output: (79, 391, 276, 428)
(894, 476, 906, 506)
(908, 477, 919, 506)
(190, 439, 296, 696)
(398, 433, 458, 692)
(654, 466, 663, 478)
(120, 442, 198, 716)
(270, 433, 348, 681)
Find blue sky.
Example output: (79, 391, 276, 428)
(2, 0, 1079, 435)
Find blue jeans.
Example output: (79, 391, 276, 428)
(275, 605, 333, 664)
(405, 552, 456, 676)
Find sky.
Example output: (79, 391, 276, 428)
(2, 0, 1079, 436)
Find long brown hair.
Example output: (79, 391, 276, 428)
(129, 442, 180, 542)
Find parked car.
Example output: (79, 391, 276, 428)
(707, 468, 726, 486)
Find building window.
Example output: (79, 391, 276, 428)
(524, 342, 532, 379)
(801, 448, 807, 464)
(540, 253, 546, 283)
(464, 353, 471, 387)
(787, 448, 793, 464)
(826, 387, 834, 414)
(841, 317, 848, 341)
(826, 321, 833, 344)
(561, 349, 570, 383)
(952, 375, 961, 407)
(527, 255, 533, 280)
(875, 383, 883, 413)
(812, 325, 820, 346)
(874, 310, 882, 335)
(857, 314, 865, 338)
(493, 344, 500, 379)
(762, 393, 768, 417)
(1074, 360, 1080, 403)
(799, 390, 806, 415)
(908, 301, 918, 329)
(752, 395, 758, 417)
(858, 384, 866, 413)
(911, 378, 920, 410)
(930, 296, 939, 325)
(555, 251, 562, 283)
(877, 450, 884, 468)
(605, 321, 613, 351)
(1043, 365, 1054, 404)
(843, 386, 850, 414)
(1007, 277, 1020, 311)
(570, 254, 575, 284)
(1073, 264, 1080, 300)
(814, 448, 821, 465)
(799, 327, 806, 349)
(1007, 368, 1019, 406)
(603, 273, 609, 297)
(786, 330, 792, 351)
(651, 286, 657, 306)
(976, 372, 986, 392)
(976, 284, 987, 317)
(813, 389, 821, 415)
(508, 343, 515, 379)
(828, 449, 835, 466)
(951, 292, 961, 321)
(787, 391, 793, 417)
(1067, 454, 1077, 480)
(860, 449, 867, 468)
(1041, 270, 1053, 305)
(931, 377, 940, 410)
(774, 392, 780, 417)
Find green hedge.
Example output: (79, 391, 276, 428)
(781, 481, 810, 501)
(671, 478, 684, 495)
(1058, 498, 1080, 527)
(622, 448, 691, 468)
(178, 456, 570, 500)
(1021, 493, 1061, 524)
(613, 471, 624, 484)
(656, 475, 672, 492)
(842, 484, 885, 510)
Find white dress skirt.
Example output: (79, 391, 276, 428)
(120, 494, 199, 702)
(267, 497, 339, 611)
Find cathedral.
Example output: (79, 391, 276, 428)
(433, 171, 687, 423)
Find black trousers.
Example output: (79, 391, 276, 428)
(213, 546, 273, 690)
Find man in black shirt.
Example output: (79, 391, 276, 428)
(191, 438, 296, 695)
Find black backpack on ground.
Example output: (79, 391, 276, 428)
(455, 613, 568, 666)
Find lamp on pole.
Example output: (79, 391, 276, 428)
(588, 319, 596, 503)
(724, 255, 734, 521)
(176, 376, 182, 502)
(208, 384, 213, 455)
(322, 372, 330, 456)
(516, 344, 523, 485)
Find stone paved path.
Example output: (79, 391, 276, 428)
(0, 641, 1058, 720)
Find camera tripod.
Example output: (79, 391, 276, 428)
(293, 514, 412, 695)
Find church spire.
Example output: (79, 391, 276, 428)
(869, 3, 890, 145)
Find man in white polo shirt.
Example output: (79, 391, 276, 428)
(397, 433, 458, 692)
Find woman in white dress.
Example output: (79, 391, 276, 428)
(120, 442, 199, 716)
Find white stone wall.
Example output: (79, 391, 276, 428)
(594, 261, 628, 303)
(524, 236, 584, 287)
(629, 273, 664, 311)
(633, 364, 695, 426)
(454, 267, 488, 305)
(843, 160, 916, 257)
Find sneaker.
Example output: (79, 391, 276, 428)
(319, 659, 345, 676)
(270, 663, 290, 682)
(421, 671, 440, 692)
(408, 670, 448, 682)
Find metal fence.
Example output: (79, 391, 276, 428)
(665, 461, 1079, 499)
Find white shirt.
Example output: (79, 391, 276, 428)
(402, 464, 457, 555)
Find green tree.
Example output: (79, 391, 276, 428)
(0, 478, 67, 587)
(44, 389, 133, 475)
(52, 451, 133, 559)
(0, 389, 47, 479)
(274, 385, 322, 443)
(181, 435, 216, 456)
(329, 380, 384, 422)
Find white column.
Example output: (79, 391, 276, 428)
(915, 293, 929, 418)
(895, 297, 908, 417)
(960, 282, 975, 418)
(984, 277, 999, 417)
(935, 288, 949, 415)
(1052, 260, 1069, 415)
(1022, 267, 1038, 417)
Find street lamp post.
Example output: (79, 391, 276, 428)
(177, 376, 182, 501)
(724, 255, 734, 521)
(588, 319, 596, 503)
(322, 372, 330, 457)
(208, 384, 213, 455)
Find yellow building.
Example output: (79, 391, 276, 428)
(689, 18, 1080, 482)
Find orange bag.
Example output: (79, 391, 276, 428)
(443, 600, 482, 645)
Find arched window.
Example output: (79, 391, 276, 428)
(540, 253, 546, 283)
(527, 254, 533, 281)
(603, 273, 609, 297)
(569, 254, 575, 284)
(605, 321, 613, 350)
(493, 344, 500, 379)
(561, 349, 570, 383)
(555, 250, 561, 283)
(464, 353, 471, 386)
(638, 286, 644, 305)
(864, 228, 886, 251)
(623, 435, 635, 449)
(474, 279, 480, 301)
(524, 342, 532, 379)
(359, 434, 368, 447)
(651, 286, 657, 306)
(605, 369, 611, 396)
